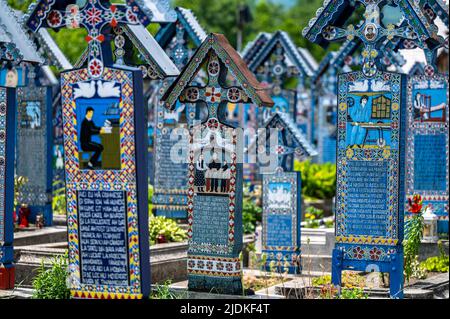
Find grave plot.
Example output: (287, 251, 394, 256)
(24, 0, 176, 299)
(303, 0, 446, 299)
(0, 2, 43, 290)
(162, 33, 274, 295)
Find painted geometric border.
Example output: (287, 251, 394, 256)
(186, 121, 238, 256)
(61, 67, 143, 299)
(335, 71, 403, 246)
(187, 255, 241, 278)
(405, 74, 449, 220)
(0, 88, 7, 244)
(262, 171, 300, 251)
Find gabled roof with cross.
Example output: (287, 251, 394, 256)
(248, 30, 316, 78)
(241, 32, 272, 65)
(25, 0, 167, 32)
(0, 0, 42, 63)
(161, 33, 274, 110)
(247, 111, 318, 159)
(155, 7, 208, 49)
(312, 38, 360, 85)
(302, 0, 440, 49)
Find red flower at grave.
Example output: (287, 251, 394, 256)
(353, 247, 365, 259)
(408, 194, 423, 214)
(369, 247, 382, 261)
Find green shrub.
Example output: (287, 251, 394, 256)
(339, 287, 368, 299)
(52, 186, 66, 215)
(151, 280, 178, 299)
(294, 160, 336, 199)
(312, 272, 365, 289)
(304, 206, 324, 228)
(148, 184, 154, 213)
(243, 197, 262, 234)
(149, 216, 187, 245)
(420, 242, 449, 273)
(32, 255, 71, 299)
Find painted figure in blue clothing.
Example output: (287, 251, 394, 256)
(349, 95, 371, 147)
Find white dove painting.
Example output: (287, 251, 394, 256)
(73, 81, 96, 99)
(371, 79, 391, 92)
(267, 183, 291, 210)
(348, 79, 369, 93)
(97, 81, 121, 98)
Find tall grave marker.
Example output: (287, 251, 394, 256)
(162, 33, 273, 294)
(24, 0, 160, 298)
(0, 1, 43, 288)
(406, 74, 448, 233)
(402, 1, 449, 234)
(257, 112, 317, 274)
(16, 69, 53, 226)
(151, 7, 207, 218)
(303, 0, 444, 298)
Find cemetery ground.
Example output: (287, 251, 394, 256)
(1, 161, 448, 300)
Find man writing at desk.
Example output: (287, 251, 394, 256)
(80, 107, 111, 169)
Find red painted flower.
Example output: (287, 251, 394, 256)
(408, 194, 423, 214)
(353, 247, 365, 259)
(47, 10, 62, 27)
(86, 7, 102, 26)
(89, 59, 103, 77)
(369, 247, 382, 261)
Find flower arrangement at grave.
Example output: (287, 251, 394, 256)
(403, 194, 425, 282)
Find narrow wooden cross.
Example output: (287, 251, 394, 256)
(43, 0, 150, 77)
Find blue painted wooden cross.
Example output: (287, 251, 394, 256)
(0, 1, 43, 289)
(257, 112, 317, 274)
(162, 33, 273, 295)
(26, 0, 152, 78)
(302, 0, 444, 299)
(303, 0, 443, 77)
(25, 0, 159, 299)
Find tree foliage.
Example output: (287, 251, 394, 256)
(9, 0, 331, 66)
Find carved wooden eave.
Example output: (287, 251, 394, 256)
(155, 7, 208, 49)
(0, 0, 42, 64)
(161, 33, 274, 110)
(249, 30, 316, 78)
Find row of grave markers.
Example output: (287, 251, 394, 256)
(0, 0, 448, 299)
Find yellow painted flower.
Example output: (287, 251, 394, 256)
(339, 102, 347, 111)
(392, 103, 399, 111)
(346, 148, 354, 158)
